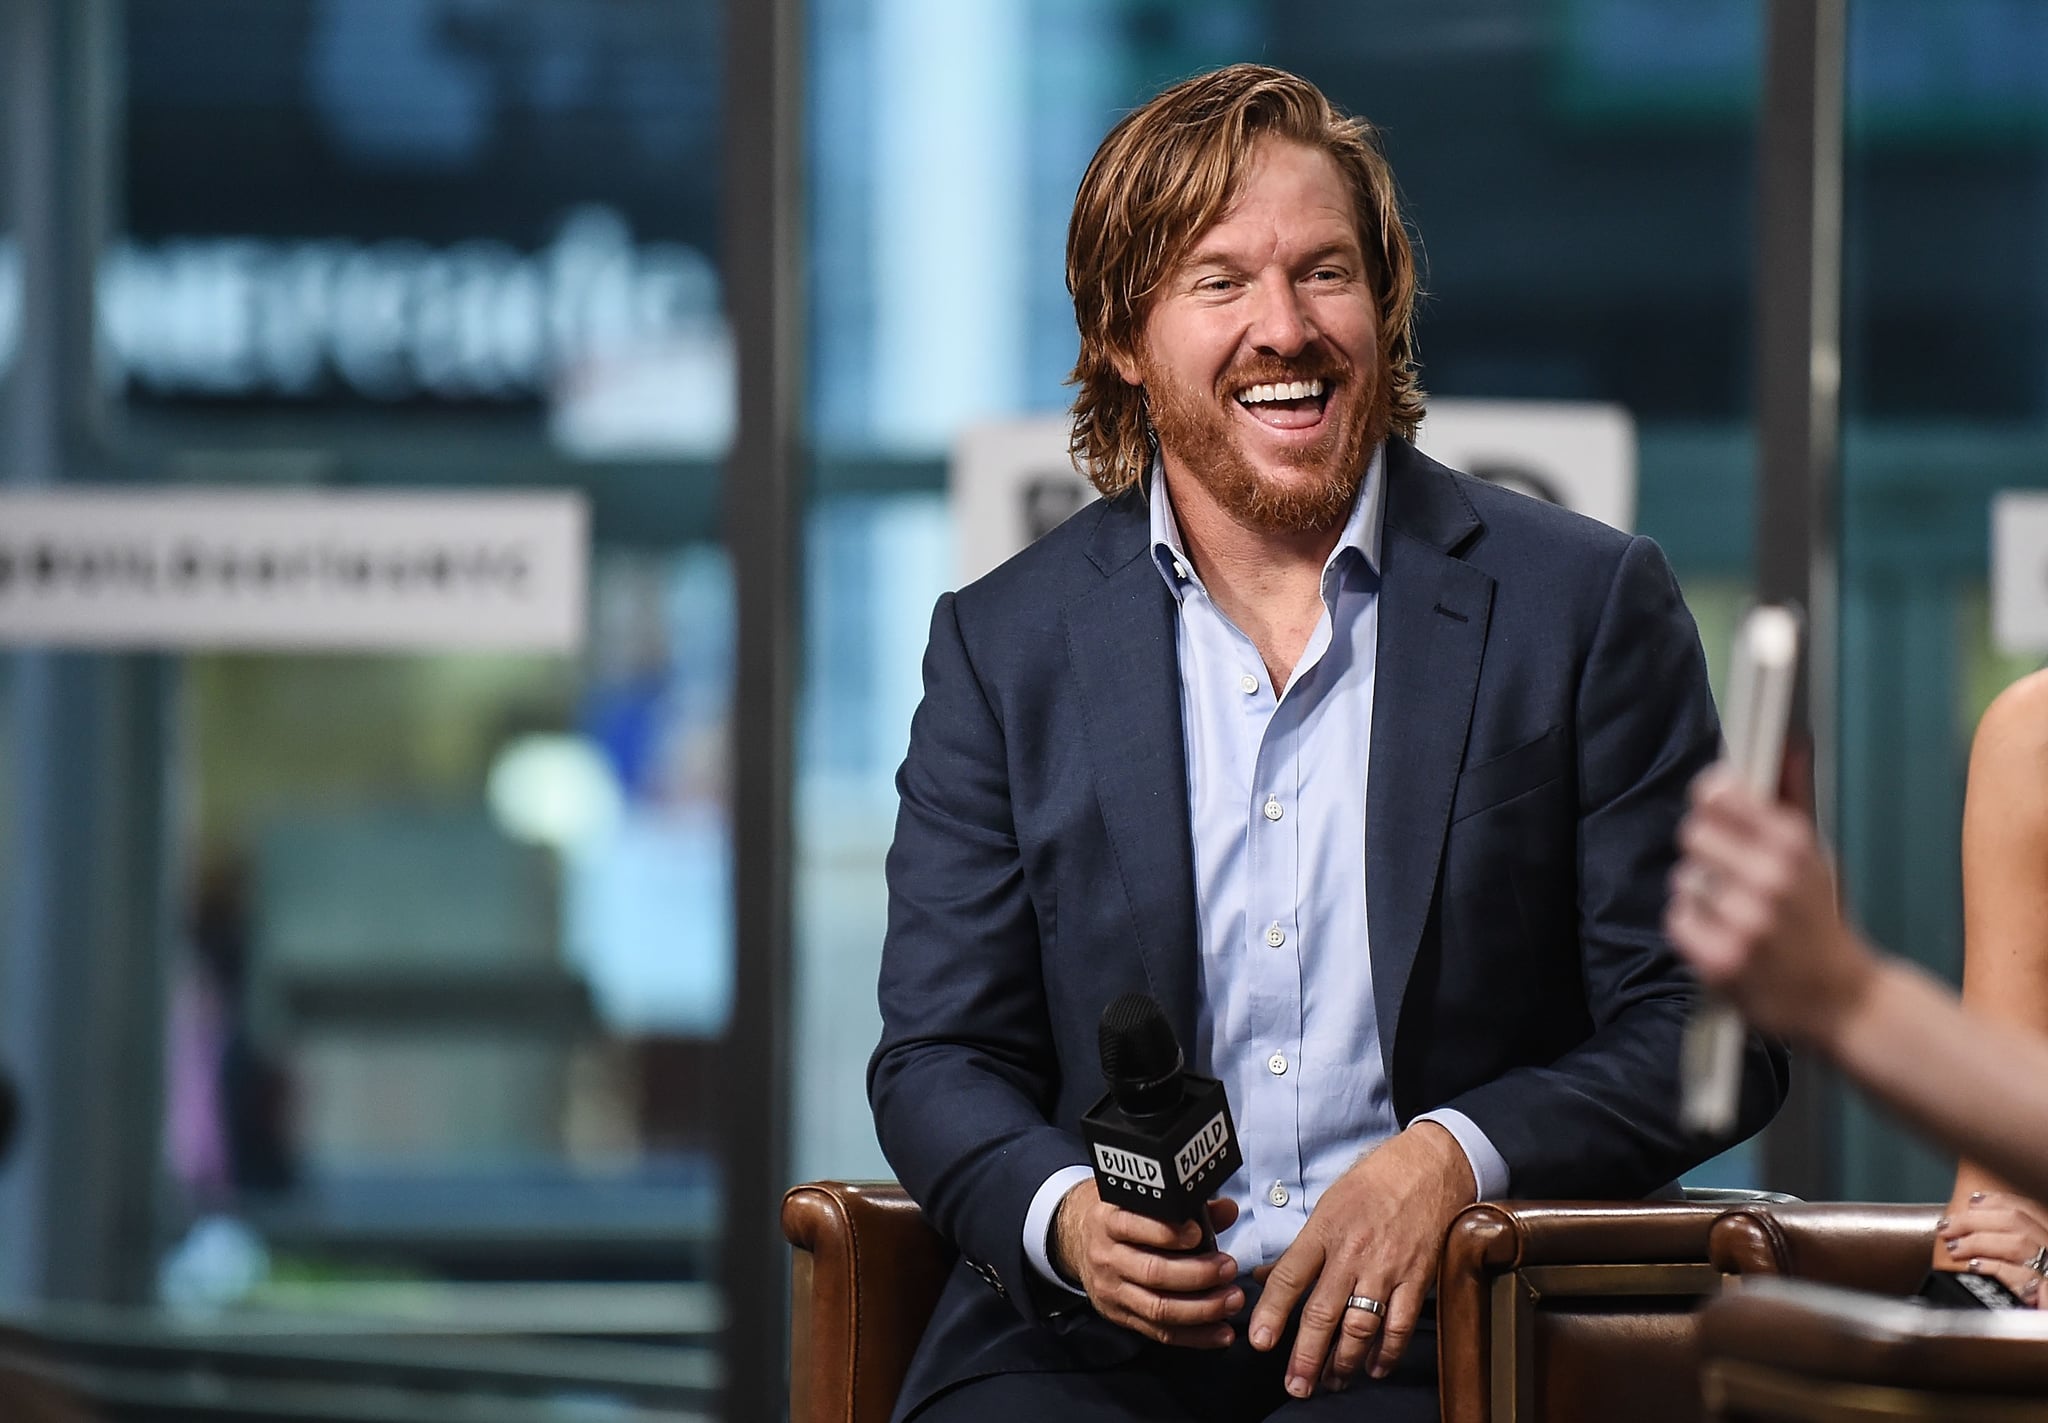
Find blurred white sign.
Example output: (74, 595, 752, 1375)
(1992, 492, 2048, 654)
(0, 489, 585, 651)
(951, 399, 1638, 587)
(1414, 399, 1636, 533)
(952, 415, 1089, 587)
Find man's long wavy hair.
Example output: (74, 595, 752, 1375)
(1065, 65, 1425, 497)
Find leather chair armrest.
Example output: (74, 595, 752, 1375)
(1438, 1201, 1746, 1423)
(783, 1181, 954, 1423)
(1700, 1277, 2048, 1421)
(1707, 1202, 1941, 1295)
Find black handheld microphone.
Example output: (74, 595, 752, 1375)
(1080, 993, 1242, 1239)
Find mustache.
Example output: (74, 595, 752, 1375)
(1218, 358, 1345, 392)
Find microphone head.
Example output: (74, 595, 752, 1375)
(1098, 992, 1184, 1117)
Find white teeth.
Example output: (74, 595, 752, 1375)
(1236, 379, 1327, 405)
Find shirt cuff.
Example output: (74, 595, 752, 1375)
(1414, 1108, 1509, 1201)
(1023, 1164, 1097, 1295)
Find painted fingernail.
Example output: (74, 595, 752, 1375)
(1972, 1192, 1987, 1203)
(1252, 1327, 1274, 1350)
(2025, 1281, 2041, 1304)
(1936, 1217, 1950, 1230)
(1971, 1258, 1984, 1271)
(1945, 1239, 1959, 1254)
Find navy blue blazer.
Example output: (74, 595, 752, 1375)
(869, 438, 1789, 1418)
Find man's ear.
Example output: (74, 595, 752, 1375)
(1111, 344, 1143, 388)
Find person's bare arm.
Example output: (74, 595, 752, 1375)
(1825, 955, 2048, 1210)
(1668, 769, 2048, 1206)
(1950, 674, 2048, 1207)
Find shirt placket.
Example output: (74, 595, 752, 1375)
(1245, 692, 1306, 1258)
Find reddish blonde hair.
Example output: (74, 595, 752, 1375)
(1065, 64, 1425, 495)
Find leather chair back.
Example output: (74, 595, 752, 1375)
(783, 1181, 952, 1423)
(1707, 1201, 1939, 1295)
(1438, 1200, 1757, 1423)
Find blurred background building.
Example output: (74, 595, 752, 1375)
(1, 0, 2045, 1417)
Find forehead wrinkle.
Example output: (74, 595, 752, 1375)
(1179, 219, 1360, 278)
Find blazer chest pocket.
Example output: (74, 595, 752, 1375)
(1451, 724, 1567, 823)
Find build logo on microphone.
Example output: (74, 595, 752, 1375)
(1092, 1144, 1166, 1200)
(1174, 1111, 1231, 1191)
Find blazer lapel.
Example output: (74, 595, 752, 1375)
(1064, 497, 1200, 1049)
(1367, 442, 1495, 1082)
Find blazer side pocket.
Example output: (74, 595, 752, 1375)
(1450, 724, 1567, 823)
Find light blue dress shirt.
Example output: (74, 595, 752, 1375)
(1024, 445, 1508, 1285)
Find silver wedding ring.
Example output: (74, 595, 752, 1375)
(2027, 1245, 2048, 1277)
(1345, 1294, 1386, 1317)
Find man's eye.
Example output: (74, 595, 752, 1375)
(1196, 276, 1237, 293)
(1308, 268, 1345, 283)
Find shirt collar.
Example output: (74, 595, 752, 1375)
(1148, 441, 1386, 599)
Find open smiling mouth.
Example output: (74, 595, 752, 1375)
(1234, 377, 1330, 432)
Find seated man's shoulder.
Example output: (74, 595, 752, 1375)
(1436, 460, 1638, 579)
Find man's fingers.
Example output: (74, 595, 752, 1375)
(1105, 1240, 1236, 1295)
(1246, 1239, 1323, 1352)
(1367, 1283, 1421, 1379)
(1103, 1207, 1202, 1251)
(1283, 1274, 1359, 1398)
(1206, 1197, 1240, 1233)
(1321, 1284, 1389, 1387)
(1107, 1278, 1244, 1338)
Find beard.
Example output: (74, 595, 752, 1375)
(1141, 345, 1388, 536)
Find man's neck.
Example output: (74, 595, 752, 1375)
(1161, 465, 1348, 692)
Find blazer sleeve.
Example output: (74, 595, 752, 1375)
(867, 591, 1091, 1318)
(1438, 535, 1790, 1195)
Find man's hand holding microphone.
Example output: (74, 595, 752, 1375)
(1052, 993, 1245, 1347)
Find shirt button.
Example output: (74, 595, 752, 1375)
(1239, 673, 1259, 694)
(1268, 1182, 1290, 1207)
(1265, 923, 1286, 948)
(1173, 560, 1191, 581)
(1263, 797, 1283, 822)
(1267, 1052, 1288, 1076)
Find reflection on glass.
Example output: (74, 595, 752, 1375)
(117, 0, 729, 458)
(112, 0, 735, 1355)
(175, 543, 734, 1184)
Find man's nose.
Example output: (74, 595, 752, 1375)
(1246, 282, 1313, 356)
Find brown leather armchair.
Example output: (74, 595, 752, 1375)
(1707, 1200, 1942, 1296)
(783, 1180, 952, 1423)
(1435, 1192, 1798, 1423)
(783, 1180, 1798, 1423)
(1699, 1277, 2048, 1421)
